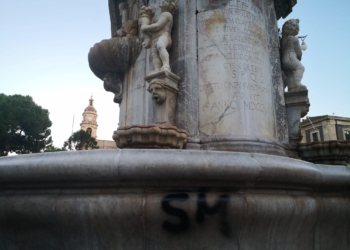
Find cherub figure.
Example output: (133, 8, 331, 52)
(281, 19, 306, 92)
(139, 0, 177, 72)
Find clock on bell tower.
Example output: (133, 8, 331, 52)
(80, 96, 98, 138)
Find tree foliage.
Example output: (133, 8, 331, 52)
(44, 145, 66, 152)
(0, 94, 53, 156)
(63, 129, 99, 150)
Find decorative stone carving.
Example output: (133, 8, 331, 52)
(281, 19, 307, 92)
(109, 1, 186, 150)
(145, 70, 180, 126)
(88, 20, 142, 104)
(138, 6, 154, 51)
(139, 0, 177, 72)
(114, 20, 138, 38)
(113, 69, 187, 149)
(88, 1, 143, 104)
(113, 124, 187, 149)
(103, 72, 123, 103)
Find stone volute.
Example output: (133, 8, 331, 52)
(88, 2, 142, 104)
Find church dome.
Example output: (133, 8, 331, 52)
(84, 96, 97, 113)
(85, 106, 96, 112)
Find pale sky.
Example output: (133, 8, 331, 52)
(1, 1, 350, 148)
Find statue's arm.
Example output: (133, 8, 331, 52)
(143, 13, 171, 33)
(293, 37, 302, 61)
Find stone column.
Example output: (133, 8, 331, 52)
(169, 0, 200, 149)
(197, 0, 288, 155)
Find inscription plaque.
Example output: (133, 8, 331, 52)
(198, 0, 276, 139)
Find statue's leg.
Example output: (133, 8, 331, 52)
(284, 70, 295, 90)
(151, 46, 162, 72)
(294, 63, 305, 86)
(294, 61, 306, 90)
(285, 61, 306, 91)
(157, 37, 170, 71)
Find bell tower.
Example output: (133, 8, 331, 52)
(80, 96, 98, 138)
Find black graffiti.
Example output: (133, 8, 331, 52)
(196, 193, 231, 237)
(162, 193, 190, 233)
(161, 192, 231, 237)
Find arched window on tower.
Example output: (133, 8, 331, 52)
(86, 128, 92, 136)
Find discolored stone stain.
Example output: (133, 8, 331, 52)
(205, 10, 226, 36)
(252, 0, 263, 14)
(198, 9, 225, 103)
(255, 22, 268, 52)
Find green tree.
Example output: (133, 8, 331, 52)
(44, 145, 66, 152)
(63, 129, 99, 150)
(0, 94, 53, 156)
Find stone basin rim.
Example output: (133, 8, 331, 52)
(0, 149, 349, 188)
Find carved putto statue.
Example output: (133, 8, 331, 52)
(281, 19, 306, 92)
(139, 0, 177, 72)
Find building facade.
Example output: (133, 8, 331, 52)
(80, 96, 117, 149)
(300, 115, 350, 143)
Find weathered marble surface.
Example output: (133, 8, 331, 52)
(0, 150, 350, 250)
(197, 0, 289, 154)
(197, 1, 276, 138)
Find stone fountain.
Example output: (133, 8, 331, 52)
(1, 0, 349, 249)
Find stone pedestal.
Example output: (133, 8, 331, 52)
(113, 70, 187, 149)
(113, 124, 187, 149)
(285, 89, 309, 144)
(145, 70, 181, 126)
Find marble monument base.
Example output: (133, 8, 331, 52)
(0, 150, 349, 249)
(200, 135, 288, 156)
(113, 124, 187, 149)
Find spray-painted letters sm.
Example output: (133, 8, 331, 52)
(161, 193, 231, 237)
